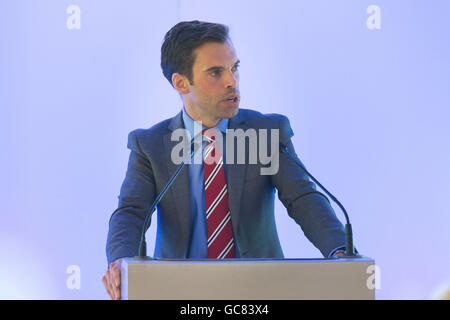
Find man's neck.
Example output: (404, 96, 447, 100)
(183, 105, 220, 128)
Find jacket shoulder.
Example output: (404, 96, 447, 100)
(237, 108, 291, 129)
(129, 117, 172, 139)
(126, 116, 175, 154)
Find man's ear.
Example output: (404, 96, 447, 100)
(172, 73, 191, 95)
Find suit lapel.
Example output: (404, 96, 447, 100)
(163, 111, 191, 257)
(226, 111, 248, 238)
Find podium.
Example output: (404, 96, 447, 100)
(120, 257, 375, 300)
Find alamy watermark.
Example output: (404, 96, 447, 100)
(367, 5, 381, 30)
(66, 5, 81, 30)
(66, 264, 81, 290)
(170, 122, 280, 176)
(366, 264, 381, 290)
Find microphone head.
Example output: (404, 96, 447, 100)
(279, 143, 288, 152)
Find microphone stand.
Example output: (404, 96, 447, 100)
(135, 139, 196, 259)
(280, 144, 360, 258)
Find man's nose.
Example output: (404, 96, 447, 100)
(225, 69, 237, 88)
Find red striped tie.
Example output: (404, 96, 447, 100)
(203, 128, 235, 259)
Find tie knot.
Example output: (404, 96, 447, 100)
(202, 128, 220, 142)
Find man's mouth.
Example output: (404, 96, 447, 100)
(223, 95, 239, 108)
(224, 95, 239, 103)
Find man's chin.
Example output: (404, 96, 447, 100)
(220, 106, 239, 119)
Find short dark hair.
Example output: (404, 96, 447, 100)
(161, 20, 230, 86)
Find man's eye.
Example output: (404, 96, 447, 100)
(210, 70, 220, 76)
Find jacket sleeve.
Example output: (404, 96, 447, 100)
(106, 130, 156, 265)
(270, 115, 346, 257)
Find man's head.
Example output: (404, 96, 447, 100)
(161, 20, 240, 127)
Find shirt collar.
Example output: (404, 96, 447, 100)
(182, 106, 229, 140)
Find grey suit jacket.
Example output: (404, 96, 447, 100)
(106, 108, 346, 264)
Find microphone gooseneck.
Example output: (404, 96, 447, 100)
(279, 143, 359, 258)
(137, 138, 197, 258)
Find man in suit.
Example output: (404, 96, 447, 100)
(102, 21, 347, 300)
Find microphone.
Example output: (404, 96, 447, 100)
(279, 143, 360, 258)
(136, 138, 197, 259)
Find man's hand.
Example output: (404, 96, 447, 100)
(332, 250, 346, 258)
(102, 259, 123, 300)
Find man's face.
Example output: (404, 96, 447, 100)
(183, 40, 240, 127)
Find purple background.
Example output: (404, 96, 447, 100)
(1, 0, 449, 299)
